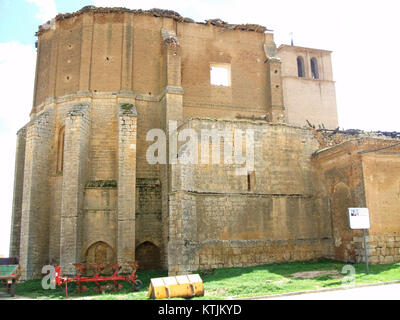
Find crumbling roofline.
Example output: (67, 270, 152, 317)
(313, 137, 400, 158)
(36, 6, 270, 37)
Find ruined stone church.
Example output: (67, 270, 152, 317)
(9, 6, 400, 279)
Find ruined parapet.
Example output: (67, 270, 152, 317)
(37, 6, 269, 36)
(308, 120, 400, 150)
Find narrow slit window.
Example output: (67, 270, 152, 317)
(247, 171, 255, 191)
(210, 64, 231, 86)
(311, 57, 319, 79)
(57, 126, 65, 173)
(297, 56, 305, 78)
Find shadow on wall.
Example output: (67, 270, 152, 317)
(135, 241, 162, 271)
(331, 182, 358, 262)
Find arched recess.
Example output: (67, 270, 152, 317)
(135, 241, 161, 270)
(85, 241, 115, 273)
(331, 182, 355, 262)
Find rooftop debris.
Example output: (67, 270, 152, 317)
(205, 18, 228, 27)
(36, 6, 269, 36)
(161, 29, 180, 48)
(203, 19, 267, 32)
(306, 119, 400, 149)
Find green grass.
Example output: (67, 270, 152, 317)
(10, 259, 400, 300)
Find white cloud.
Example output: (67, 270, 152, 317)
(0, 41, 36, 256)
(26, 0, 57, 23)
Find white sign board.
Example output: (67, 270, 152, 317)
(348, 208, 370, 229)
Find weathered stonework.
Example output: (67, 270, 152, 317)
(117, 102, 137, 271)
(353, 235, 400, 264)
(9, 127, 27, 258)
(314, 139, 400, 264)
(9, 6, 400, 279)
(19, 110, 54, 279)
(60, 103, 90, 275)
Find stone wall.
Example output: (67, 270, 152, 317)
(361, 150, 400, 235)
(83, 186, 117, 263)
(9, 127, 26, 258)
(314, 138, 400, 264)
(117, 102, 137, 271)
(353, 234, 400, 264)
(353, 235, 400, 264)
(196, 239, 333, 270)
(168, 118, 334, 274)
(60, 103, 90, 275)
(19, 110, 54, 279)
(12, 90, 167, 278)
(135, 178, 162, 251)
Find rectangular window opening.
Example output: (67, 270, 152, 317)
(210, 64, 231, 86)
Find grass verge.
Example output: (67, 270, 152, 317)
(9, 259, 400, 300)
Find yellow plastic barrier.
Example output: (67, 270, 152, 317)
(148, 274, 204, 299)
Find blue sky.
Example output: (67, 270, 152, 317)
(0, 0, 94, 44)
(0, 0, 399, 257)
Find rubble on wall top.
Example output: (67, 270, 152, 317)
(204, 19, 267, 32)
(36, 6, 269, 36)
(306, 120, 400, 152)
(308, 120, 400, 139)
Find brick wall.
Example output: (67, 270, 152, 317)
(32, 11, 282, 122)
